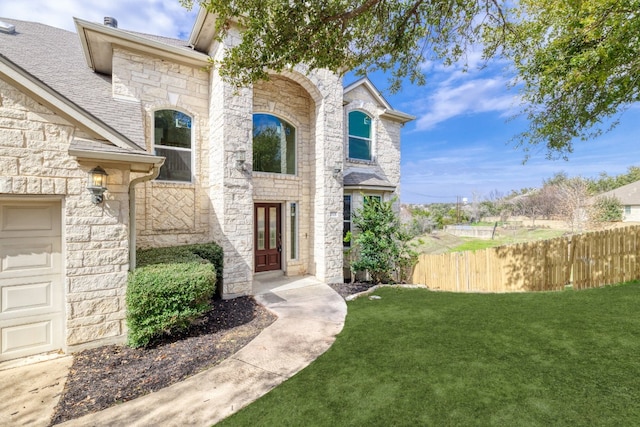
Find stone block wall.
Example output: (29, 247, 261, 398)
(111, 48, 212, 249)
(0, 79, 131, 351)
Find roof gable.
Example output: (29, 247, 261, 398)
(343, 77, 415, 123)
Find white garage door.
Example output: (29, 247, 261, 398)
(0, 200, 63, 362)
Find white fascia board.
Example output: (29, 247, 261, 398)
(74, 17, 210, 74)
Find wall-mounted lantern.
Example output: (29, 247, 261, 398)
(332, 162, 342, 179)
(87, 166, 108, 204)
(235, 150, 247, 171)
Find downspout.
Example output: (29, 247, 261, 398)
(128, 163, 163, 271)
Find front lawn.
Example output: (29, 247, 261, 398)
(220, 283, 640, 426)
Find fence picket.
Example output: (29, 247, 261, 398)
(411, 225, 640, 293)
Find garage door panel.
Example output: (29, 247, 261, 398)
(1, 315, 61, 359)
(0, 237, 61, 276)
(1, 280, 54, 315)
(0, 204, 60, 238)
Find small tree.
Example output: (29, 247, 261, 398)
(350, 197, 417, 284)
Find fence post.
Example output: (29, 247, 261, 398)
(567, 235, 576, 288)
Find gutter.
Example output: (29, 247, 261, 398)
(128, 163, 164, 271)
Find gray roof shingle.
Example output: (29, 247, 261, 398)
(343, 171, 395, 189)
(0, 18, 147, 149)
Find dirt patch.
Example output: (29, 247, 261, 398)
(51, 296, 275, 425)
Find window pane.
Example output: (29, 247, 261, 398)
(343, 195, 351, 248)
(290, 203, 297, 259)
(155, 148, 192, 182)
(257, 208, 265, 250)
(348, 111, 371, 139)
(155, 110, 191, 149)
(253, 114, 296, 174)
(269, 207, 277, 248)
(349, 136, 371, 160)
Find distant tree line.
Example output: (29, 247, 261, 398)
(405, 166, 639, 235)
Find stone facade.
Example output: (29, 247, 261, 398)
(111, 48, 212, 249)
(0, 14, 410, 359)
(0, 79, 131, 351)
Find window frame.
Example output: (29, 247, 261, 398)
(252, 113, 298, 176)
(347, 110, 374, 162)
(290, 202, 298, 260)
(153, 109, 194, 183)
(343, 195, 352, 248)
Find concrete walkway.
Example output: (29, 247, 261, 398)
(1, 276, 346, 426)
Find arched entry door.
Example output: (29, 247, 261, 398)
(254, 203, 281, 272)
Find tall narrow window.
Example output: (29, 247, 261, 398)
(253, 114, 296, 174)
(154, 110, 192, 182)
(348, 111, 372, 161)
(343, 195, 351, 248)
(290, 202, 298, 259)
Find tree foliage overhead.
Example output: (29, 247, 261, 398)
(183, 0, 508, 92)
(496, 0, 640, 158)
(182, 0, 640, 157)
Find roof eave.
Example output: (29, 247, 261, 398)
(69, 147, 165, 172)
(74, 17, 211, 75)
(344, 184, 397, 191)
(380, 109, 416, 124)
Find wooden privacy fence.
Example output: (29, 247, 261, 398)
(411, 225, 640, 293)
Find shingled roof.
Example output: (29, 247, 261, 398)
(0, 18, 189, 150)
(343, 171, 395, 190)
(593, 180, 640, 205)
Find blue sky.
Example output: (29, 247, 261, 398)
(2, 1, 639, 204)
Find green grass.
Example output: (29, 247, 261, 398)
(413, 228, 569, 254)
(219, 283, 640, 426)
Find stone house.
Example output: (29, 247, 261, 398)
(0, 10, 413, 362)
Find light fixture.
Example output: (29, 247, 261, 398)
(333, 162, 342, 179)
(87, 166, 108, 204)
(235, 150, 246, 171)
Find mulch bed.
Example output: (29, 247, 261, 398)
(51, 296, 275, 425)
(50, 284, 373, 425)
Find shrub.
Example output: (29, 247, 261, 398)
(350, 197, 417, 284)
(126, 243, 221, 348)
(590, 195, 623, 223)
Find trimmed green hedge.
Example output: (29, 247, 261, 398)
(126, 242, 223, 348)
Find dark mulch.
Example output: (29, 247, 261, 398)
(50, 284, 371, 426)
(50, 296, 276, 425)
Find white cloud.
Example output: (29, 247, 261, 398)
(0, 0, 197, 38)
(414, 77, 519, 130)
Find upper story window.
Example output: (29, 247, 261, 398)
(253, 114, 296, 175)
(348, 110, 373, 161)
(154, 110, 193, 182)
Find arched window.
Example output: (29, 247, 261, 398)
(253, 114, 296, 175)
(348, 110, 372, 161)
(154, 110, 192, 182)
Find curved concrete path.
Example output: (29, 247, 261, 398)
(1, 276, 346, 426)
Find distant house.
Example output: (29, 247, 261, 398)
(0, 10, 413, 362)
(592, 180, 640, 222)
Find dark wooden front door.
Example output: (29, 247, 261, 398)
(254, 203, 281, 272)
